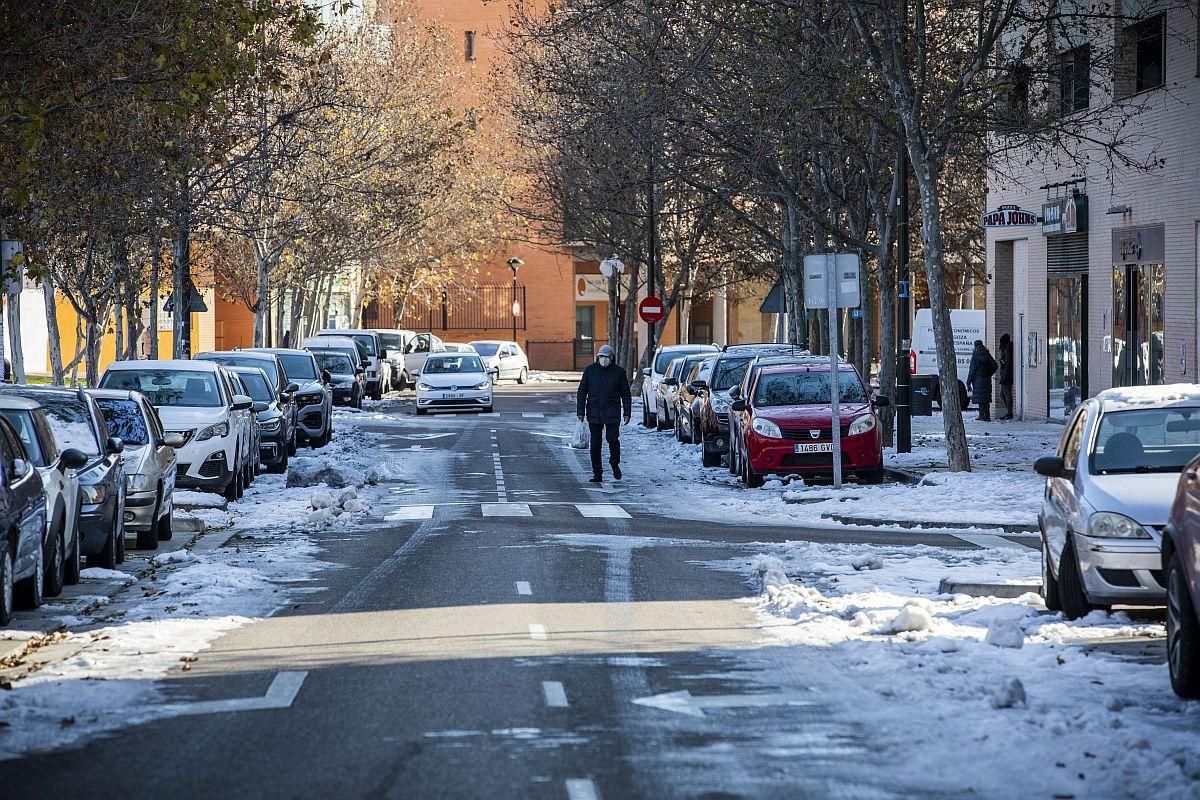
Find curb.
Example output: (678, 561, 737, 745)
(939, 578, 1043, 598)
(819, 511, 1039, 534)
(883, 467, 923, 485)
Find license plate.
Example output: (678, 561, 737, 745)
(445, 393, 465, 400)
(794, 442, 833, 454)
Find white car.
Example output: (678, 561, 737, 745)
(415, 353, 493, 415)
(374, 328, 417, 389)
(312, 329, 389, 399)
(469, 340, 529, 383)
(99, 360, 254, 501)
(442, 343, 477, 353)
(1035, 384, 1200, 619)
(398, 333, 447, 389)
(640, 343, 719, 428)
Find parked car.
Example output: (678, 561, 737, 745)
(1035, 385, 1200, 620)
(0, 415, 48, 624)
(374, 328, 417, 390)
(0, 397, 89, 595)
(640, 343, 719, 428)
(442, 343, 476, 353)
(469, 340, 529, 384)
(654, 358, 687, 430)
(415, 353, 494, 415)
(395, 332, 445, 390)
(194, 350, 297, 453)
(228, 366, 290, 473)
(731, 362, 886, 487)
(669, 355, 717, 444)
(225, 370, 261, 484)
(728, 354, 820, 476)
(7, 386, 127, 568)
(311, 350, 363, 408)
(1164, 451, 1200, 697)
(313, 329, 389, 399)
(694, 344, 808, 469)
(910, 308, 984, 409)
(89, 389, 183, 549)
(250, 348, 334, 448)
(100, 360, 253, 501)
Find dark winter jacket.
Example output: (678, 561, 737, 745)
(577, 362, 632, 424)
(997, 338, 1013, 386)
(967, 344, 998, 400)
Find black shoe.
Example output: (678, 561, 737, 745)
(612, 465, 622, 480)
(589, 475, 603, 483)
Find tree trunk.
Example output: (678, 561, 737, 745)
(113, 303, 124, 362)
(43, 275, 64, 384)
(253, 243, 270, 347)
(288, 286, 304, 347)
(606, 272, 619, 350)
(876, 242, 897, 443)
(6, 289, 24, 383)
(273, 286, 286, 346)
(172, 207, 190, 359)
(67, 315, 84, 386)
(781, 198, 805, 346)
(148, 237, 161, 359)
(619, 261, 638, 377)
(84, 311, 102, 387)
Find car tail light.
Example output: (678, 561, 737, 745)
(909, 350, 916, 375)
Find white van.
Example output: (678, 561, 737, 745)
(909, 309, 986, 408)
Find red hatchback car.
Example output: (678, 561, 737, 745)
(1164, 452, 1200, 697)
(730, 361, 887, 487)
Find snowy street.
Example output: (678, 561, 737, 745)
(1, 384, 1196, 799)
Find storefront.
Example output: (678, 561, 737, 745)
(1109, 225, 1166, 389)
(1043, 192, 1088, 420)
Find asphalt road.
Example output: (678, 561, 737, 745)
(3, 384, 963, 799)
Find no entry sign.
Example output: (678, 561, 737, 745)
(638, 296, 665, 324)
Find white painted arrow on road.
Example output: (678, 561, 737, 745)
(154, 671, 308, 718)
(632, 689, 813, 717)
(398, 433, 456, 440)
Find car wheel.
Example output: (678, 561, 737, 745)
(701, 438, 721, 468)
(729, 442, 739, 474)
(88, 523, 118, 570)
(415, 408, 428, 416)
(271, 450, 289, 474)
(742, 451, 764, 488)
(1058, 536, 1097, 620)
(0, 539, 13, 625)
(857, 468, 884, 485)
(64, 509, 81, 585)
(1167, 551, 1200, 698)
(43, 515, 65, 598)
(642, 397, 656, 428)
(517, 368, 528, 385)
(137, 495, 160, 550)
(114, 500, 126, 564)
(657, 405, 671, 431)
(1041, 539, 1061, 611)
(156, 497, 174, 541)
(223, 467, 240, 502)
(15, 537, 44, 610)
(288, 435, 298, 457)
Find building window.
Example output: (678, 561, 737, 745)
(465, 30, 476, 61)
(1117, 14, 1165, 96)
(1003, 63, 1032, 127)
(1059, 44, 1090, 114)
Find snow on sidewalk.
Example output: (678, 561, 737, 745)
(711, 542, 1199, 798)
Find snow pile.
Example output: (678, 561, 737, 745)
(286, 457, 367, 489)
(306, 486, 369, 526)
(78, 568, 134, 582)
(172, 490, 228, 510)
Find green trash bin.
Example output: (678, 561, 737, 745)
(910, 374, 934, 416)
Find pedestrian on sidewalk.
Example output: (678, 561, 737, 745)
(997, 333, 1014, 420)
(967, 340, 998, 421)
(577, 344, 632, 483)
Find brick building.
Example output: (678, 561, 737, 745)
(985, 4, 1199, 421)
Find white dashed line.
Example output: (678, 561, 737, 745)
(565, 778, 599, 800)
(515, 581, 532, 595)
(528, 624, 548, 641)
(542, 680, 569, 708)
(482, 503, 532, 517)
(384, 505, 435, 521)
(574, 503, 631, 519)
(522, 412, 545, 418)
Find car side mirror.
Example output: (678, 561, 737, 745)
(692, 379, 708, 391)
(285, 382, 300, 394)
(731, 400, 747, 412)
(12, 458, 30, 479)
(321, 369, 332, 384)
(728, 387, 741, 400)
(1034, 455, 1073, 480)
(379, 349, 388, 359)
(252, 401, 269, 413)
(231, 394, 253, 411)
(872, 395, 891, 408)
(361, 359, 370, 369)
(106, 436, 124, 454)
(162, 433, 186, 449)
(663, 377, 678, 387)
(60, 447, 89, 470)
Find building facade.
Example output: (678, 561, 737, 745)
(985, 4, 1199, 421)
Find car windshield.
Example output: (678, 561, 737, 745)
(753, 371, 869, 407)
(0, 410, 46, 466)
(95, 398, 149, 447)
(471, 342, 500, 357)
(655, 348, 709, 374)
(100, 369, 224, 409)
(233, 371, 273, 403)
(423, 356, 485, 374)
(379, 334, 406, 351)
(1090, 407, 1200, 474)
(315, 353, 355, 374)
(33, 396, 101, 455)
(682, 357, 711, 383)
(276, 354, 318, 381)
(197, 355, 280, 391)
(712, 357, 752, 391)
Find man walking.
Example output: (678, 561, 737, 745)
(997, 333, 1014, 420)
(966, 339, 998, 422)
(577, 344, 631, 483)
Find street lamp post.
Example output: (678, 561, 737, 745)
(507, 257, 524, 346)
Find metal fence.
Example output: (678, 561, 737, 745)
(364, 284, 526, 331)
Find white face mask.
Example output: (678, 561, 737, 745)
(598, 356, 612, 367)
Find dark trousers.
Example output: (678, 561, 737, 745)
(589, 422, 620, 476)
(999, 384, 1013, 419)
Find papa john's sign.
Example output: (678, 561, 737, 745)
(980, 205, 1040, 228)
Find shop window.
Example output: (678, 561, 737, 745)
(465, 30, 476, 61)
(1048, 276, 1087, 421)
(1111, 263, 1165, 387)
(1058, 44, 1090, 114)
(1116, 14, 1165, 96)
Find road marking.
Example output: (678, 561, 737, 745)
(397, 433, 455, 441)
(632, 689, 814, 717)
(565, 778, 599, 800)
(515, 581, 532, 595)
(522, 412, 545, 418)
(155, 671, 308, 717)
(528, 624, 548, 640)
(952, 533, 1030, 550)
(575, 503, 631, 519)
(385, 505, 435, 521)
(482, 502, 531, 517)
(542, 680, 569, 708)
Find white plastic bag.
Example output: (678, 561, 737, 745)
(570, 419, 591, 449)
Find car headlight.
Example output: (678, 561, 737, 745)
(848, 414, 877, 436)
(416, 382, 434, 392)
(297, 392, 323, 405)
(259, 418, 281, 432)
(751, 418, 782, 438)
(336, 380, 354, 388)
(195, 421, 229, 441)
(1087, 511, 1151, 539)
(81, 484, 108, 504)
(126, 474, 152, 491)
(474, 380, 491, 391)
(712, 397, 729, 413)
